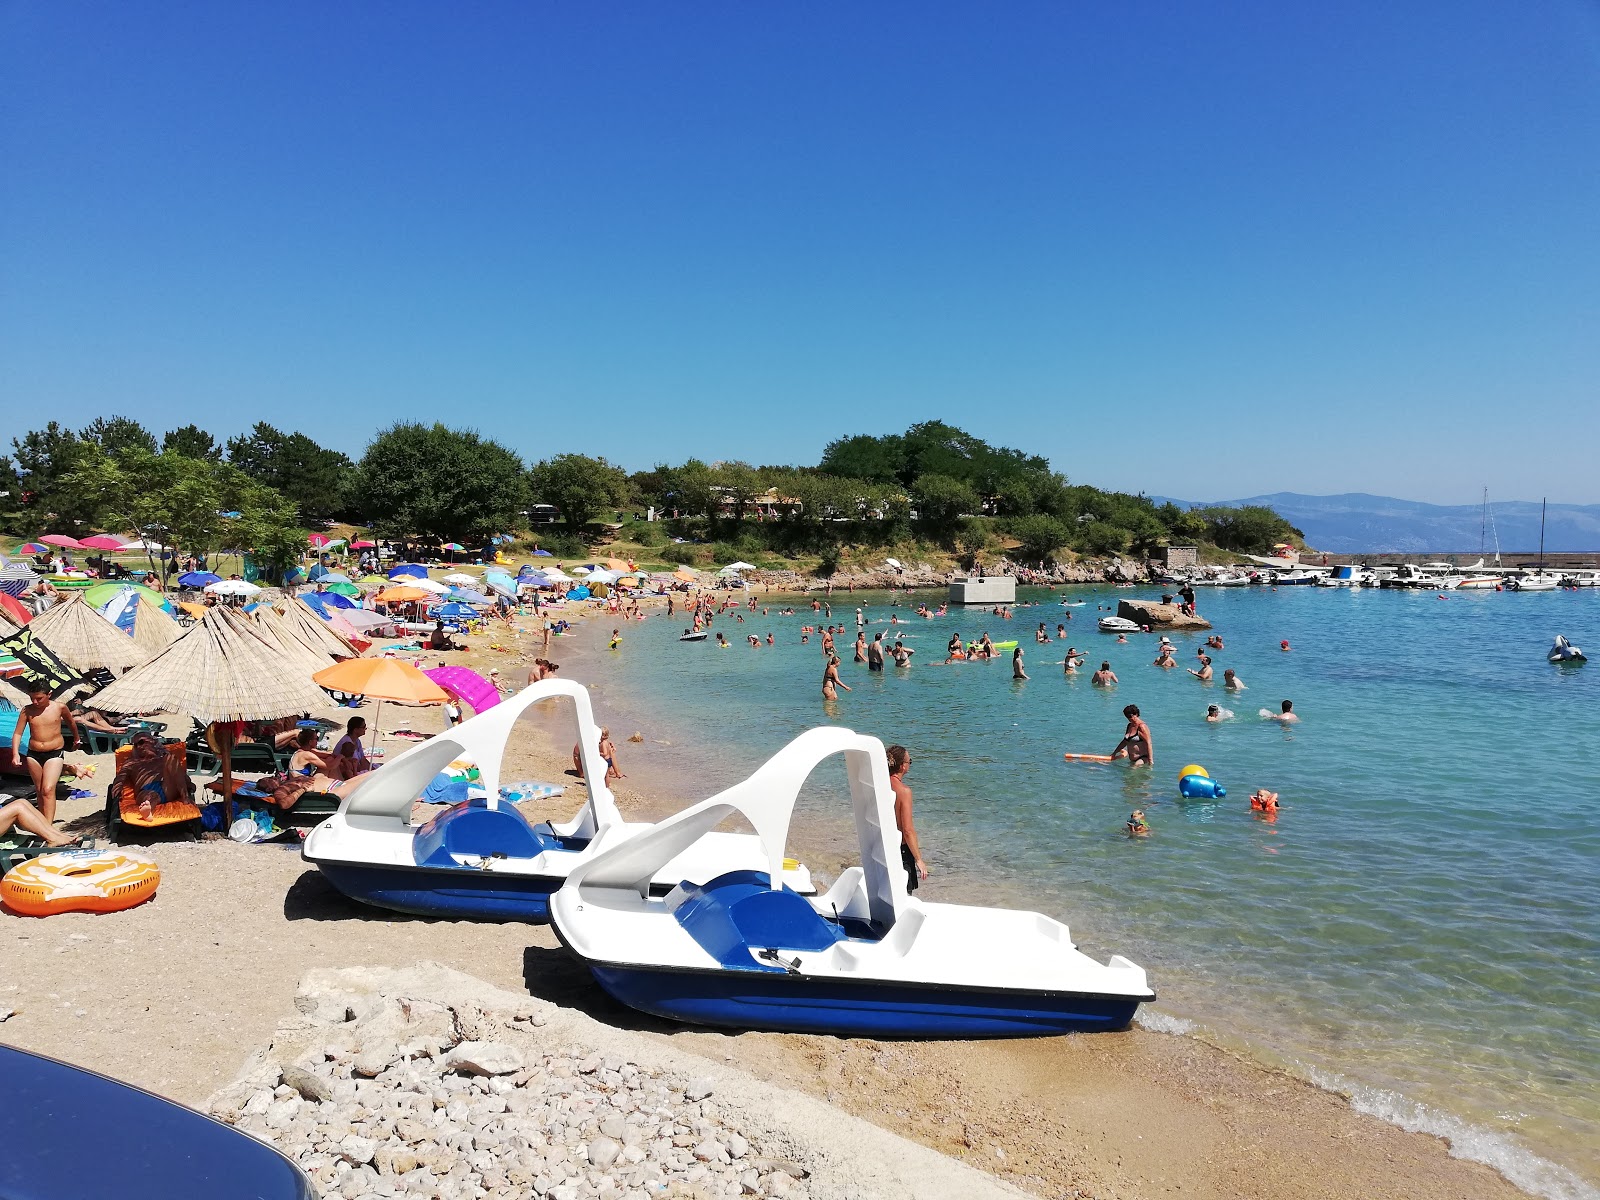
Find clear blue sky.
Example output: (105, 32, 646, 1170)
(4, 2, 1598, 504)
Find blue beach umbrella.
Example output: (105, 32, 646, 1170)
(317, 572, 353, 585)
(531, 549, 553, 557)
(388, 563, 429, 579)
(178, 571, 222, 588)
(449, 587, 492, 604)
(434, 602, 478, 620)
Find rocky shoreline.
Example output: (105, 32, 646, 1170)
(743, 556, 1155, 593)
(208, 963, 1026, 1200)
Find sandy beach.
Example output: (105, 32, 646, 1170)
(0, 597, 1531, 1200)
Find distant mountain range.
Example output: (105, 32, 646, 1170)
(1147, 492, 1600, 555)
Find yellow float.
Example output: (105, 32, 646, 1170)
(1, 849, 161, 917)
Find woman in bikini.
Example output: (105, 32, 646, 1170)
(822, 655, 850, 700)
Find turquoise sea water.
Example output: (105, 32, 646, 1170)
(580, 584, 1599, 1198)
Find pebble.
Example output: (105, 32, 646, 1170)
(218, 996, 805, 1200)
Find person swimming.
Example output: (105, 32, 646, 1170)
(1206, 704, 1234, 722)
(1125, 809, 1150, 837)
(1223, 668, 1245, 689)
(1250, 788, 1279, 812)
(1263, 699, 1299, 722)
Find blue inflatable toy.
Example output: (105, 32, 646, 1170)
(1178, 771, 1226, 799)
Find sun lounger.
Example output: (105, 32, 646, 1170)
(106, 742, 203, 836)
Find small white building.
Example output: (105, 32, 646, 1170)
(949, 575, 1016, 605)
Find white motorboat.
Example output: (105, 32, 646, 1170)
(302, 679, 812, 922)
(1098, 615, 1142, 633)
(549, 727, 1155, 1037)
(1560, 570, 1600, 588)
(1316, 565, 1377, 588)
(1508, 573, 1561, 592)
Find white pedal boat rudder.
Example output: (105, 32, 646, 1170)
(549, 727, 1155, 1038)
(301, 679, 812, 922)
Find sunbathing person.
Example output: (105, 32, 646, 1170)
(428, 621, 464, 652)
(112, 732, 196, 822)
(72, 703, 130, 734)
(0, 797, 82, 847)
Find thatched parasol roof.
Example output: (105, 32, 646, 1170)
(129, 597, 180, 656)
(251, 605, 337, 675)
(26, 595, 149, 673)
(91, 605, 330, 722)
(281, 597, 359, 658)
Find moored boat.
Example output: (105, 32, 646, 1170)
(302, 679, 812, 922)
(1098, 615, 1142, 633)
(549, 727, 1155, 1038)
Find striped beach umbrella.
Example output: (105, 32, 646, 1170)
(0, 561, 39, 597)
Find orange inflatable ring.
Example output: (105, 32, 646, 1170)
(1, 849, 160, 917)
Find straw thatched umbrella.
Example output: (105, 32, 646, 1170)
(251, 606, 337, 676)
(129, 598, 180, 656)
(280, 597, 358, 659)
(91, 606, 331, 823)
(26, 594, 149, 674)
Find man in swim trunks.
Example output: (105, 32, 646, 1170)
(1111, 704, 1153, 766)
(1091, 661, 1118, 686)
(1267, 699, 1299, 723)
(10, 683, 78, 822)
(1189, 651, 1213, 681)
(867, 633, 885, 672)
(887, 744, 928, 892)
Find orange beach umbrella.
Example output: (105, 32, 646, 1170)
(374, 585, 430, 603)
(312, 657, 449, 704)
(312, 656, 449, 753)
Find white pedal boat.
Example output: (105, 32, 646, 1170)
(301, 679, 812, 922)
(1098, 615, 1142, 633)
(549, 727, 1154, 1037)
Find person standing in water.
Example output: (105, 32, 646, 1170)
(886, 744, 928, 892)
(867, 632, 885, 672)
(853, 632, 868, 663)
(1091, 661, 1118, 686)
(1111, 704, 1154, 766)
(822, 655, 850, 701)
(1012, 646, 1028, 679)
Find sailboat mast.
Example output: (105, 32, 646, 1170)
(1539, 498, 1546, 572)
(1481, 488, 1487, 556)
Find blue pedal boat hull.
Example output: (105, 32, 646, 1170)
(586, 962, 1145, 1038)
(311, 858, 561, 922)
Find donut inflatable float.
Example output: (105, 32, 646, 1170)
(1, 849, 160, 917)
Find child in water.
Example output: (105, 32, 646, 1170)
(1249, 789, 1279, 813)
(1125, 809, 1150, 837)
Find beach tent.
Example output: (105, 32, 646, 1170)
(84, 581, 174, 615)
(423, 666, 500, 715)
(93, 606, 335, 823)
(27, 595, 150, 674)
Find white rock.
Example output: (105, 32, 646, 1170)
(337, 1134, 379, 1166)
(354, 1047, 394, 1078)
(445, 1042, 523, 1076)
(587, 1136, 621, 1169)
(281, 1064, 334, 1103)
(684, 1077, 715, 1102)
(725, 1133, 748, 1159)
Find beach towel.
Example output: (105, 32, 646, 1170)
(499, 781, 565, 802)
(420, 758, 487, 805)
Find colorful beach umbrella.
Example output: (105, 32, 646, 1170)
(0, 591, 31, 625)
(323, 582, 362, 599)
(14, 543, 48, 556)
(0, 562, 39, 597)
(83, 581, 174, 615)
(79, 534, 128, 551)
(39, 534, 83, 549)
(440, 542, 465, 551)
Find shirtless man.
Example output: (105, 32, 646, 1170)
(867, 633, 885, 672)
(10, 683, 77, 821)
(1266, 699, 1299, 723)
(853, 632, 868, 663)
(1189, 652, 1214, 681)
(886, 745, 928, 892)
(1153, 647, 1177, 668)
(1223, 668, 1245, 690)
(1111, 703, 1154, 766)
(1091, 661, 1118, 686)
(821, 628, 836, 659)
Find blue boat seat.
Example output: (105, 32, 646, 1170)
(413, 798, 563, 867)
(668, 870, 845, 970)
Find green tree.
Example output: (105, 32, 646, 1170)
(715, 461, 765, 522)
(910, 473, 980, 538)
(954, 516, 994, 567)
(1008, 513, 1070, 563)
(817, 433, 906, 484)
(1195, 505, 1298, 554)
(527, 452, 629, 534)
(65, 448, 304, 585)
(658, 458, 718, 519)
(353, 423, 527, 544)
(162, 423, 223, 463)
(1078, 521, 1131, 557)
(227, 422, 353, 524)
(81, 417, 158, 461)
(10, 422, 97, 530)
